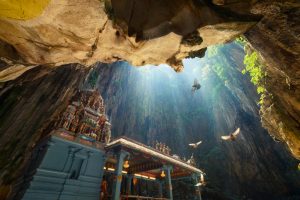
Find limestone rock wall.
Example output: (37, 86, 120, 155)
(0, 0, 258, 73)
(245, 1, 300, 160)
(94, 44, 300, 199)
(0, 65, 88, 199)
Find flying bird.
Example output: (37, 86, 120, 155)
(192, 78, 201, 93)
(221, 128, 240, 141)
(189, 141, 202, 148)
(195, 173, 205, 187)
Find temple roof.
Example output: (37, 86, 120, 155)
(105, 137, 204, 177)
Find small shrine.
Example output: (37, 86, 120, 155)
(103, 137, 204, 200)
(57, 90, 111, 143)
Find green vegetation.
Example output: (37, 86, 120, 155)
(212, 63, 226, 81)
(207, 45, 233, 86)
(87, 68, 99, 88)
(207, 45, 222, 58)
(208, 37, 267, 105)
(238, 37, 267, 105)
(207, 45, 228, 82)
(235, 36, 247, 45)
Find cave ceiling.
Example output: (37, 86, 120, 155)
(0, 0, 259, 73)
(0, 0, 299, 160)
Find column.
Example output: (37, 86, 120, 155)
(63, 147, 76, 172)
(157, 180, 163, 198)
(112, 150, 129, 200)
(98, 154, 108, 178)
(126, 174, 133, 195)
(80, 151, 93, 176)
(192, 173, 202, 200)
(164, 165, 173, 200)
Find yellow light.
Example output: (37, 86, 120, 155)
(123, 160, 130, 169)
(141, 175, 148, 179)
(134, 174, 142, 178)
(133, 173, 156, 180)
(160, 170, 166, 178)
(107, 167, 115, 171)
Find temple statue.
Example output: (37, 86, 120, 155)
(59, 104, 76, 130)
(57, 90, 112, 144)
(155, 141, 159, 150)
(166, 146, 171, 155)
(104, 121, 111, 143)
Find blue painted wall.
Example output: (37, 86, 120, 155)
(22, 135, 106, 200)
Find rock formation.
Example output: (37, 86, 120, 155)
(0, 1, 299, 160)
(244, 1, 300, 160)
(0, 0, 258, 73)
(94, 43, 300, 199)
(0, 65, 88, 199)
(0, 0, 300, 198)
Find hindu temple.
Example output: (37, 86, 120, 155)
(0, 1, 300, 200)
(18, 90, 204, 200)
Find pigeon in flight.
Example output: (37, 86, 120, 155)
(192, 78, 201, 93)
(189, 141, 202, 149)
(221, 128, 240, 141)
(195, 173, 205, 186)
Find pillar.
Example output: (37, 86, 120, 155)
(192, 173, 202, 200)
(164, 165, 173, 200)
(112, 150, 129, 200)
(157, 180, 163, 198)
(126, 174, 133, 195)
(62, 146, 76, 172)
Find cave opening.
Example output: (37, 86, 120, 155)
(81, 40, 300, 200)
(0, 1, 299, 200)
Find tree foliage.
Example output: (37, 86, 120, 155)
(235, 36, 247, 45)
(87, 69, 99, 88)
(241, 46, 267, 104)
(212, 63, 226, 81)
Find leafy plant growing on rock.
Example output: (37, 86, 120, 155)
(235, 36, 247, 45)
(87, 68, 100, 89)
(239, 37, 267, 105)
